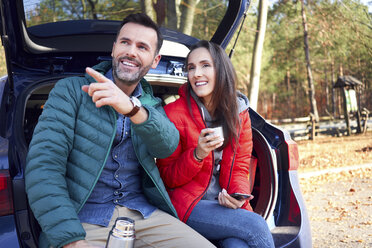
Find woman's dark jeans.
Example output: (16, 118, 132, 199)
(186, 200, 275, 248)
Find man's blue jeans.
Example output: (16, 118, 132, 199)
(186, 200, 275, 248)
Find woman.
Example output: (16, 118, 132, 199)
(156, 40, 275, 247)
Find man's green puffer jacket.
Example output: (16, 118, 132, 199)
(25, 61, 179, 248)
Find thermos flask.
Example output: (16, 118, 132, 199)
(106, 217, 135, 248)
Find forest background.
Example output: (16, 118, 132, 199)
(0, 0, 371, 121)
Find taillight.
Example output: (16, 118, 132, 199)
(286, 140, 299, 170)
(0, 169, 14, 216)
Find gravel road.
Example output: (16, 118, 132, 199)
(300, 167, 372, 247)
(296, 132, 372, 248)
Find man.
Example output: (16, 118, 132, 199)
(25, 13, 215, 248)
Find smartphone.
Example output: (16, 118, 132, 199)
(230, 193, 253, 200)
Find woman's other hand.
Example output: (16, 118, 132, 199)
(218, 189, 245, 209)
(194, 128, 224, 160)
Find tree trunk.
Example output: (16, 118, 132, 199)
(203, 2, 208, 35)
(87, 0, 98, 19)
(153, 0, 166, 25)
(338, 64, 344, 117)
(166, 0, 178, 30)
(324, 67, 329, 113)
(300, 0, 319, 122)
(331, 60, 336, 116)
(179, 0, 199, 35)
(286, 69, 290, 91)
(51, 0, 56, 22)
(286, 69, 291, 118)
(248, 0, 268, 111)
(339, 64, 343, 77)
(295, 80, 299, 116)
(141, 0, 155, 20)
(81, 0, 86, 19)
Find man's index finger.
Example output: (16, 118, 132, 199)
(86, 67, 108, 83)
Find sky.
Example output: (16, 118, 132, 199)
(24, 0, 371, 9)
(362, 0, 372, 11)
(23, 0, 372, 14)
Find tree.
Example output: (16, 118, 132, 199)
(12, 0, 372, 119)
(0, 48, 7, 77)
(300, 0, 319, 122)
(166, 0, 178, 30)
(260, 0, 309, 118)
(179, 0, 200, 35)
(141, 0, 155, 20)
(227, 2, 256, 95)
(248, 0, 269, 111)
(249, 0, 371, 119)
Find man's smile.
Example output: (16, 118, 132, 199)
(119, 57, 140, 69)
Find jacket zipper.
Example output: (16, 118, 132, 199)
(132, 126, 179, 218)
(226, 113, 244, 191)
(226, 152, 236, 191)
(183, 151, 214, 222)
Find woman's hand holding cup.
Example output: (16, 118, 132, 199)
(194, 127, 224, 160)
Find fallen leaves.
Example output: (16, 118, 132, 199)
(297, 132, 372, 247)
(297, 132, 372, 175)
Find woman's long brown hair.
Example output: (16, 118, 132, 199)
(186, 40, 240, 147)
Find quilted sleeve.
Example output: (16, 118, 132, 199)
(131, 104, 180, 159)
(156, 141, 204, 188)
(25, 78, 86, 248)
(156, 103, 204, 188)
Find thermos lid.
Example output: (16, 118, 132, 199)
(112, 217, 135, 238)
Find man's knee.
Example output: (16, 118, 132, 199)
(136, 209, 215, 248)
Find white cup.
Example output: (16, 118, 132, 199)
(211, 126, 224, 140)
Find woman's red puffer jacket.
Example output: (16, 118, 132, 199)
(157, 84, 255, 222)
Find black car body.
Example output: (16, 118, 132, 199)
(0, 0, 311, 247)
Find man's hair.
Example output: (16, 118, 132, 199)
(116, 13, 163, 54)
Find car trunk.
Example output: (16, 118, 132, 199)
(1, 1, 310, 247)
(17, 76, 279, 245)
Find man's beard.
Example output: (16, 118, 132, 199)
(112, 56, 152, 86)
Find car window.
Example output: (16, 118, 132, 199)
(23, 0, 228, 41)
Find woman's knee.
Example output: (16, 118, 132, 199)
(246, 213, 271, 234)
